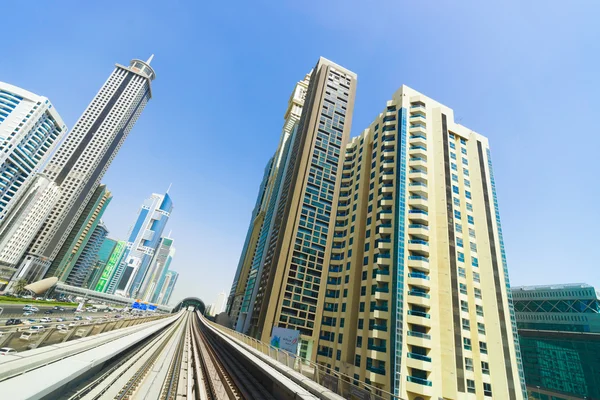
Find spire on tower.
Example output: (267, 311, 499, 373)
(146, 54, 154, 65)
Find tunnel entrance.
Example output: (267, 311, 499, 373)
(172, 297, 206, 314)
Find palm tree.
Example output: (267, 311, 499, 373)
(13, 279, 28, 295)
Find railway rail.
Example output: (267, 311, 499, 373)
(0, 309, 341, 400)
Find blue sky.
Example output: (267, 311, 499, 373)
(1, 0, 598, 305)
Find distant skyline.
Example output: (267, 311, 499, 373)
(1, 1, 598, 305)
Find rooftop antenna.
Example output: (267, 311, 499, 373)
(166, 182, 172, 193)
(168, 230, 173, 238)
(146, 54, 154, 65)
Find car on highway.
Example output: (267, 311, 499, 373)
(56, 317, 65, 322)
(22, 305, 39, 312)
(85, 316, 93, 321)
(5, 319, 22, 326)
(74, 316, 82, 321)
(22, 311, 34, 316)
(0, 347, 16, 355)
(56, 324, 69, 332)
(68, 322, 79, 327)
(114, 315, 122, 319)
(40, 318, 52, 323)
(44, 310, 53, 314)
(29, 325, 44, 332)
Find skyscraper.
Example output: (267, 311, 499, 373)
(5, 56, 156, 286)
(234, 58, 357, 361)
(45, 184, 112, 282)
(83, 237, 117, 290)
(96, 239, 127, 294)
(315, 85, 525, 399)
(149, 243, 175, 304)
(512, 283, 600, 399)
(227, 73, 310, 326)
(156, 270, 178, 306)
(116, 191, 173, 298)
(0, 82, 67, 221)
(0, 175, 60, 289)
(65, 220, 108, 287)
(139, 236, 175, 303)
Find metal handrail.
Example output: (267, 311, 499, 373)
(205, 319, 405, 400)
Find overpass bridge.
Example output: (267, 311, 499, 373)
(0, 297, 399, 400)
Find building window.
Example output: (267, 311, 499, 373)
(460, 283, 468, 295)
(465, 357, 474, 371)
(463, 337, 472, 351)
(355, 355, 361, 367)
(458, 267, 466, 278)
(477, 323, 485, 334)
(462, 318, 470, 330)
(460, 300, 469, 312)
(474, 288, 482, 299)
(483, 383, 492, 397)
(467, 379, 476, 393)
(481, 361, 490, 374)
(476, 305, 484, 317)
(479, 341, 487, 354)
(357, 336, 362, 348)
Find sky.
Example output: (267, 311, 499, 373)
(1, 0, 599, 305)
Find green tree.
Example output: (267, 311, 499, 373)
(13, 279, 28, 295)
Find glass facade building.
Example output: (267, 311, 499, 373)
(520, 330, 600, 399)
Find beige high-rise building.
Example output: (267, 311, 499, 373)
(316, 85, 526, 399)
(229, 58, 357, 361)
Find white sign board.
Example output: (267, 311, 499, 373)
(270, 326, 300, 354)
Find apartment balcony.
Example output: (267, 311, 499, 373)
(410, 104, 426, 114)
(382, 160, 395, 169)
(371, 301, 389, 316)
(376, 239, 392, 251)
(381, 184, 394, 194)
(407, 290, 431, 308)
(406, 376, 433, 397)
(380, 197, 394, 207)
(382, 149, 395, 158)
(408, 223, 429, 239)
(409, 145, 427, 158)
(378, 225, 393, 235)
(374, 290, 390, 301)
(408, 157, 427, 169)
(407, 331, 431, 347)
(367, 346, 388, 360)
(409, 133, 427, 147)
(373, 268, 391, 283)
(406, 353, 433, 372)
(370, 326, 388, 339)
(407, 197, 428, 213)
(409, 124, 427, 135)
(367, 370, 387, 385)
(380, 173, 394, 182)
(407, 272, 430, 289)
(408, 208, 428, 224)
(407, 256, 429, 272)
(408, 169, 428, 184)
(408, 181, 427, 196)
(408, 239, 429, 256)
(407, 310, 432, 328)
(409, 114, 427, 125)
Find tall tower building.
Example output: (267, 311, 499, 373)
(45, 184, 112, 282)
(157, 270, 178, 306)
(150, 243, 175, 303)
(227, 73, 310, 326)
(0, 175, 60, 289)
(0, 83, 67, 221)
(315, 85, 525, 399)
(66, 220, 108, 287)
(236, 58, 357, 360)
(96, 239, 127, 294)
(83, 237, 117, 290)
(139, 236, 175, 303)
(116, 191, 173, 298)
(9, 56, 155, 285)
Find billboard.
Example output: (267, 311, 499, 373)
(148, 304, 157, 311)
(94, 241, 126, 293)
(270, 327, 300, 354)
